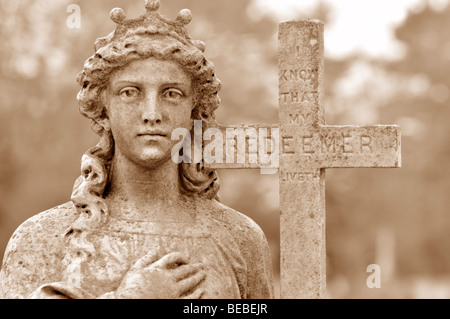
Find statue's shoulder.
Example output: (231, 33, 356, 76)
(200, 199, 274, 298)
(0, 202, 78, 298)
(201, 199, 269, 246)
(4, 202, 78, 255)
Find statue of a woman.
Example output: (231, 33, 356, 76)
(0, 0, 273, 299)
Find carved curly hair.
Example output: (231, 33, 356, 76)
(66, 31, 222, 241)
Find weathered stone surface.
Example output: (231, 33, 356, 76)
(0, 0, 274, 299)
(204, 20, 400, 299)
(0, 1, 401, 300)
(278, 20, 400, 299)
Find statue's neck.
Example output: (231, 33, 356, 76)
(105, 149, 195, 223)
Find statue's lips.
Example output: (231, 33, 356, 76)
(137, 131, 167, 137)
(137, 132, 168, 141)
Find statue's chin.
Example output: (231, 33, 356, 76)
(130, 151, 175, 170)
(115, 139, 175, 170)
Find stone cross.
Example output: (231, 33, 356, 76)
(204, 20, 401, 298)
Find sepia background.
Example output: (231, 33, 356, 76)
(1, 0, 449, 298)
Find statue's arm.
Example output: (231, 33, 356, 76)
(26, 282, 114, 299)
(0, 218, 64, 298)
(0, 203, 76, 299)
(0, 224, 115, 299)
(0, 203, 120, 299)
(0, 215, 116, 299)
(1, 207, 206, 299)
(212, 202, 275, 299)
(242, 222, 275, 299)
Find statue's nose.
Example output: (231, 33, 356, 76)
(142, 92, 162, 124)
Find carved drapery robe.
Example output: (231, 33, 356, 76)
(0, 201, 273, 299)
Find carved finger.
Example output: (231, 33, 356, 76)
(173, 263, 203, 281)
(181, 288, 205, 299)
(178, 271, 206, 295)
(130, 251, 160, 271)
(155, 252, 188, 269)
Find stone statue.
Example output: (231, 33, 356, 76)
(0, 0, 273, 299)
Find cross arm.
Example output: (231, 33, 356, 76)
(200, 123, 401, 170)
(290, 124, 402, 169)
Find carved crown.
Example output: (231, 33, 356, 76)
(93, 0, 205, 53)
(77, 0, 221, 129)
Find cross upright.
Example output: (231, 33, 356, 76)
(204, 20, 401, 299)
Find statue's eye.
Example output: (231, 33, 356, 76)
(119, 87, 140, 100)
(162, 88, 183, 100)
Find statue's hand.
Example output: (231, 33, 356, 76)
(115, 252, 206, 299)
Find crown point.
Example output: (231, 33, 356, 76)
(177, 9, 192, 24)
(193, 40, 205, 52)
(94, 37, 108, 51)
(110, 8, 126, 23)
(145, 0, 160, 11)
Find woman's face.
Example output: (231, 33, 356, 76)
(104, 56, 194, 168)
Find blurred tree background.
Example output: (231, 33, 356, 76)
(0, 0, 449, 298)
